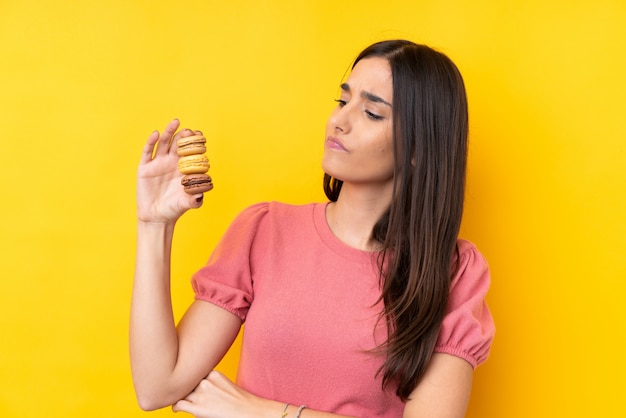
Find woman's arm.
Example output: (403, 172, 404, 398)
(131, 252, 241, 409)
(402, 353, 473, 418)
(171, 354, 472, 418)
(130, 120, 241, 410)
(172, 371, 355, 418)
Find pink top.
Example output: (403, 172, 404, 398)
(192, 202, 494, 417)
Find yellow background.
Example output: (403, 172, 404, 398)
(1, 1, 624, 417)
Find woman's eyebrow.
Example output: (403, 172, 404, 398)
(340, 82, 392, 107)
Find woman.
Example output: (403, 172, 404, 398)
(131, 40, 494, 418)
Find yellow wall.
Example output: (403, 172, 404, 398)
(1, 1, 624, 416)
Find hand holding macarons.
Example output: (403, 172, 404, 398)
(137, 119, 213, 223)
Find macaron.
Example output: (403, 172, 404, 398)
(178, 154, 209, 175)
(177, 134, 207, 156)
(181, 173, 213, 194)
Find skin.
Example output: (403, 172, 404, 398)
(132, 121, 242, 409)
(131, 57, 473, 418)
(322, 57, 395, 251)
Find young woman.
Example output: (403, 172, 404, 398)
(131, 40, 495, 418)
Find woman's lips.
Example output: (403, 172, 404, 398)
(326, 136, 348, 151)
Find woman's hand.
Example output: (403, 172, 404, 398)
(137, 119, 206, 224)
(172, 371, 269, 418)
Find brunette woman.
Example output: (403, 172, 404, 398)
(131, 39, 494, 418)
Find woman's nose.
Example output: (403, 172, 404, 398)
(330, 103, 352, 133)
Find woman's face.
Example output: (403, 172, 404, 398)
(322, 56, 394, 189)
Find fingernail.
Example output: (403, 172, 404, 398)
(196, 195, 204, 203)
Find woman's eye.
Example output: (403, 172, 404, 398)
(365, 110, 384, 121)
(334, 99, 347, 107)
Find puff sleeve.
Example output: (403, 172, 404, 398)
(433, 239, 495, 368)
(191, 202, 270, 321)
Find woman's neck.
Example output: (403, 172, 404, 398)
(325, 183, 392, 251)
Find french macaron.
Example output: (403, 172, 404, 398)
(178, 154, 210, 175)
(177, 134, 207, 156)
(181, 173, 213, 194)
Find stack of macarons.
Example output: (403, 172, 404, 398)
(176, 134, 214, 194)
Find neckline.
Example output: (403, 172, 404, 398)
(313, 202, 380, 263)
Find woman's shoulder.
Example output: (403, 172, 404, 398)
(236, 201, 324, 221)
(434, 238, 495, 367)
(456, 238, 485, 257)
(454, 239, 489, 280)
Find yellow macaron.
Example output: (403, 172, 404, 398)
(178, 154, 210, 175)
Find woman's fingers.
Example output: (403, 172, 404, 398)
(193, 193, 205, 206)
(155, 119, 181, 156)
(171, 379, 209, 416)
(145, 120, 204, 162)
(169, 372, 255, 418)
(206, 370, 228, 385)
(171, 399, 196, 414)
(139, 130, 160, 165)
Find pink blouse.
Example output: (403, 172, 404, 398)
(192, 202, 494, 417)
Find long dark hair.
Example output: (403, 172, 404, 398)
(323, 40, 469, 400)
